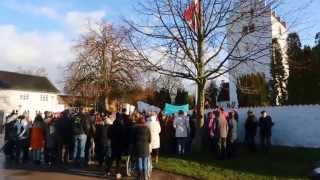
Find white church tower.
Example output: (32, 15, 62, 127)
(227, 0, 289, 107)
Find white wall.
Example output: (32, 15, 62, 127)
(0, 90, 62, 120)
(209, 105, 320, 148)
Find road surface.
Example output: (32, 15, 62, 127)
(0, 134, 193, 180)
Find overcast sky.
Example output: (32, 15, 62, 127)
(0, 0, 319, 91)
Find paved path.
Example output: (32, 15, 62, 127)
(0, 134, 194, 180)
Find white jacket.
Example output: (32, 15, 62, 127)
(173, 115, 190, 138)
(147, 115, 161, 149)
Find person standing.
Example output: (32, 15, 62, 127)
(245, 111, 258, 152)
(94, 112, 105, 166)
(15, 114, 30, 163)
(146, 112, 161, 164)
(85, 110, 96, 165)
(72, 108, 88, 167)
(259, 111, 274, 152)
(132, 114, 151, 180)
(30, 114, 46, 164)
(227, 110, 238, 158)
(56, 110, 73, 164)
(3, 111, 18, 159)
(105, 112, 126, 177)
(217, 109, 229, 160)
(45, 112, 58, 166)
(188, 112, 196, 154)
(173, 110, 190, 156)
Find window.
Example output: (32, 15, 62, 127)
(242, 26, 249, 35)
(20, 94, 29, 100)
(40, 94, 48, 101)
(249, 24, 255, 33)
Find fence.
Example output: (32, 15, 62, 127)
(210, 105, 320, 148)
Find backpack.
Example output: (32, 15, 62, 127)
(72, 115, 84, 134)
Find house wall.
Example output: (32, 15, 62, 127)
(0, 89, 63, 120)
(207, 105, 320, 148)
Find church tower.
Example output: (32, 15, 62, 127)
(226, 0, 288, 107)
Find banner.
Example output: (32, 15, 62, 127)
(164, 103, 189, 115)
(137, 101, 161, 113)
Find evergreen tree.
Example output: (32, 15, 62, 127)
(311, 37, 320, 103)
(287, 32, 304, 104)
(287, 32, 320, 104)
(205, 81, 218, 107)
(271, 38, 287, 105)
(175, 88, 189, 105)
(315, 32, 320, 47)
(154, 88, 171, 109)
(236, 73, 270, 107)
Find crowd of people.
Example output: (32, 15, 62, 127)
(1, 107, 274, 179)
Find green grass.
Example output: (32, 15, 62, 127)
(155, 146, 320, 180)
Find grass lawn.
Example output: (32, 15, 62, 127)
(155, 146, 320, 180)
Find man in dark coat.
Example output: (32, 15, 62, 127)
(84, 109, 96, 165)
(245, 111, 258, 152)
(71, 108, 88, 166)
(105, 112, 126, 176)
(259, 111, 274, 152)
(56, 110, 73, 164)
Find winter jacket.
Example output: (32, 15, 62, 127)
(45, 118, 58, 149)
(72, 113, 88, 135)
(108, 118, 125, 154)
(173, 115, 190, 138)
(147, 116, 161, 149)
(132, 124, 151, 157)
(4, 115, 18, 141)
(30, 120, 46, 149)
(259, 116, 274, 137)
(218, 116, 229, 138)
(16, 118, 30, 140)
(56, 113, 73, 145)
(245, 115, 258, 137)
(189, 116, 196, 140)
(208, 116, 216, 138)
(86, 114, 96, 139)
(228, 118, 238, 142)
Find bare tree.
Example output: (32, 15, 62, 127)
(65, 21, 140, 110)
(126, 0, 279, 129)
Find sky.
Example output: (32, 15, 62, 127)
(0, 0, 319, 91)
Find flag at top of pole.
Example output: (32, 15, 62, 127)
(183, 0, 200, 32)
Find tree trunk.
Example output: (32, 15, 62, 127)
(192, 80, 206, 151)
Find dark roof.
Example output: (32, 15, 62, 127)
(0, 70, 59, 93)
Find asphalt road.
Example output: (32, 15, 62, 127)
(0, 134, 193, 180)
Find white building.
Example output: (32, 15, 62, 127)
(0, 70, 62, 121)
(227, 0, 289, 107)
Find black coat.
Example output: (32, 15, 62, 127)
(245, 115, 258, 137)
(72, 113, 88, 135)
(56, 115, 73, 145)
(259, 116, 274, 137)
(108, 119, 125, 154)
(95, 124, 109, 146)
(132, 124, 151, 158)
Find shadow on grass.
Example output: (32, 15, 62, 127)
(156, 145, 320, 179)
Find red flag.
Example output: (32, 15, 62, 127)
(183, 0, 199, 31)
